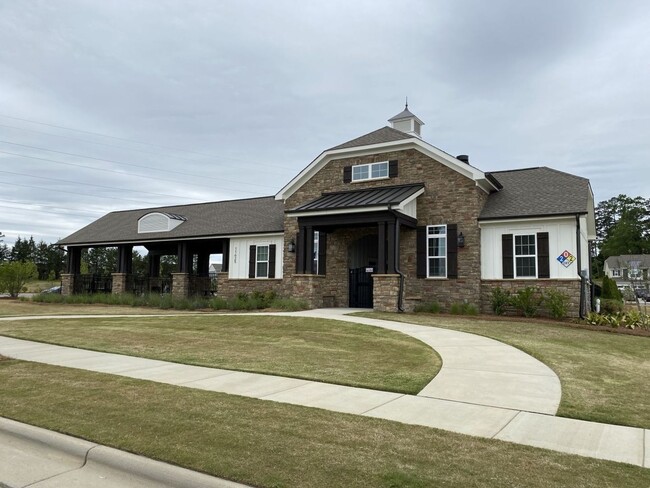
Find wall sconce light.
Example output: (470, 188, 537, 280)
(457, 232, 465, 248)
(288, 239, 296, 253)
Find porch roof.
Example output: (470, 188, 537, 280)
(287, 183, 425, 214)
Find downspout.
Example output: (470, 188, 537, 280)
(576, 214, 586, 319)
(388, 207, 405, 312)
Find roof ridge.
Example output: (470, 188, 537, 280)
(106, 195, 277, 215)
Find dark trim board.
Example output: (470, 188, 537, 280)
(296, 210, 417, 230)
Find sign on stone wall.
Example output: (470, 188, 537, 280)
(557, 250, 576, 268)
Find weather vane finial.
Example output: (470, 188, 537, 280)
(405, 96, 408, 110)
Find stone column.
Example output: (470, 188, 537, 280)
(372, 274, 401, 312)
(111, 273, 130, 294)
(172, 272, 190, 299)
(61, 273, 76, 296)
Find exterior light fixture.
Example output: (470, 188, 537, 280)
(457, 232, 465, 248)
(288, 239, 296, 253)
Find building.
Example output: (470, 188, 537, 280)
(58, 107, 596, 316)
(604, 254, 650, 292)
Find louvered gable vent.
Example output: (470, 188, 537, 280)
(138, 212, 186, 233)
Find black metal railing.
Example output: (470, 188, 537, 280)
(73, 274, 113, 294)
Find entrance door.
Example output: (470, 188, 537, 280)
(349, 266, 374, 308)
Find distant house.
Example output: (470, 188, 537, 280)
(604, 254, 650, 290)
(58, 106, 597, 317)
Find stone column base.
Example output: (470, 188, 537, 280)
(111, 273, 131, 294)
(171, 273, 190, 299)
(372, 274, 401, 312)
(61, 274, 77, 296)
(290, 274, 326, 308)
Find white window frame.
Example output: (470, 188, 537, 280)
(514, 234, 537, 278)
(255, 245, 269, 278)
(313, 231, 319, 275)
(351, 161, 389, 182)
(427, 224, 447, 278)
(612, 268, 621, 278)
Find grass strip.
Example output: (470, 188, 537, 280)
(0, 315, 440, 394)
(360, 312, 650, 429)
(1, 360, 648, 488)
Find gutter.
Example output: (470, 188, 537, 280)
(576, 214, 586, 319)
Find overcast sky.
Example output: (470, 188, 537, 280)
(1, 0, 649, 247)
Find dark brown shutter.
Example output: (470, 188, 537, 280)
(389, 160, 398, 178)
(318, 233, 327, 275)
(502, 234, 514, 279)
(417, 226, 427, 278)
(268, 244, 276, 278)
(447, 224, 458, 279)
(537, 232, 550, 279)
(248, 245, 256, 278)
(343, 166, 352, 183)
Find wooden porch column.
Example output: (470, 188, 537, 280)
(386, 221, 396, 273)
(377, 222, 387, 274)
(117, 245, 133, 274)
(177, 242, 192, 274)
(197, 251, 210, 277)
(148, 253, 161, 278)
(221, 239, 230, 273)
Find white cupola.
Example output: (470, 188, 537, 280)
(388, 102, 424, 138)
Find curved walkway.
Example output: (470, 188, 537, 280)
(0, 310, 647, 467)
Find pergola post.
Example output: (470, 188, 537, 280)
(61, 246, 82, 295)
(173, 242, 191, 298)
(112, 244, 133, 294)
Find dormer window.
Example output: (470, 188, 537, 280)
(352, 161, 389, 182)
(138, 212, 186, 233)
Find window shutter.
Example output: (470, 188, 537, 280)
(248, 245, 256, 278)
(268, 244, 276, 279)
(417, 226, 427, 278)
(389, 160, 398, 178)
(447, 224, 458, 279)
(318, 233, 327, 275)
(502, 234, 514, 279)
(343, 166, 352, 183)
(537, 232, 550, 279)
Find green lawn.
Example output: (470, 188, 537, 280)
(0, 299, 190, 317)
(360, 312, 650, 428)
(1, 360, 647, 488)
(0, 314, 440, 394)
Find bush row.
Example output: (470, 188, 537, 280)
(30, 290, 308, 312)
(585, 310, 650, 330)
(490, 286, 570, 319)
(414, 301, 478, 315)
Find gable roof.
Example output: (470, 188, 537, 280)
(605, 254, 650, 269)
(58, 196, 284, 246)
(479, 167, 592, 220)
(288, 183, 424, 213)
(328, 126, 414, 150)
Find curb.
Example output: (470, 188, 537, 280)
(0, 417, 248, 488)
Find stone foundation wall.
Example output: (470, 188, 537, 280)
(61, 273, 76, 296)
(480, 279, 583, 318)
(290, 274, 327, 308)
(217, 272, 283, 299)
(372, 274, 401, 312)
(111, 273, 130, 294)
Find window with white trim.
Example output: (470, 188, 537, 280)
(514, 234, 536, 277)
(352, 161, 389, 182)
(612, 268, 621, 278)
(256, 245, 269, 278)
(313, 231, 319, 274)
(427, 225, 447, 278)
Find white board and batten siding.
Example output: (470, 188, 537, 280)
(480, 216, 590, 280)
(228, 235, 284, 279)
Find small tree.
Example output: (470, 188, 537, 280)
(0, 261, 38, 297)
(602, 276, 622, 300)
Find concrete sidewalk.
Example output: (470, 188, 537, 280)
(0, 310, 647, 468)
(0, 417, 247, 488)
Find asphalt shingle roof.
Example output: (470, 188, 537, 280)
(58, 196, 284, 246)
(605, 254, 650, 269)
(328, 126, 414, 151)
(479, 167, 591, 220)
(289, 183, 424, 212)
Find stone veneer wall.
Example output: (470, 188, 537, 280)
(61, 273, 76, 296)
(480, 279, 583, 318)
(372, 274, 401, 312)
(217, 272, 283, 299)
(282, 148, 489, 312)
(290, 274, 327, 308)
(111, 273, 130, 294)
(171, 273, 190, 299)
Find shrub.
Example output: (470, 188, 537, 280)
(414, 301, 441, 313)
(0, 261, 38, 297)
(490, 287, 511, 315)
(511, 287, 543, 317)
(600, 298, 624, 315)
(449, 302, 478, 315)
(543, 289, 570, 320)
(585, 310, 650, 330)
(601, 276, 622, 300)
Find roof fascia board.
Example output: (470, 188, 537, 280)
(478, 214, 585, 226)
(393, 188, 425, 211)
(276, 138, 494, 201)
(288, 206, 388, 218)
(60, 232, 284, 248)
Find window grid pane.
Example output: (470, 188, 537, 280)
(256, 245, 269, 278)
(426, 225, 447, 278)
(514, 235, 536, 277)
